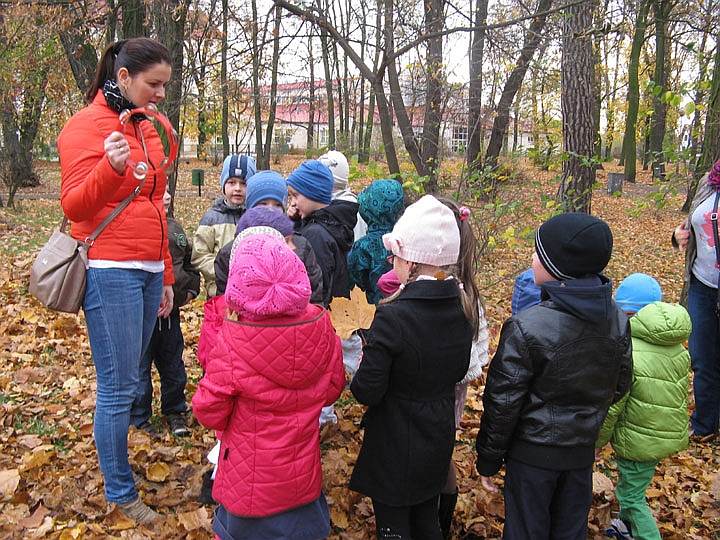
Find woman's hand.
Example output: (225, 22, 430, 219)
(158, 285, 174, 318)
(104, 131, 130, 175)
(673, 222, 690, 250)
(480, 475, 499, 493)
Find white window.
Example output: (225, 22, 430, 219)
(451, 125, 468, 153)
(319, 127, 329, 147)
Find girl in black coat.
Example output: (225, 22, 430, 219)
(350, 195, 475, 540)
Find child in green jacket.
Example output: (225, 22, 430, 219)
(598, 273, 691, 540)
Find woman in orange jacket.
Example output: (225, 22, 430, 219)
(57, 37, 175, 524)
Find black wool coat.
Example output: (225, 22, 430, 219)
(349, 279, 472, 506)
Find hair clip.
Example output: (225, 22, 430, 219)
(459, 206, 471, 222)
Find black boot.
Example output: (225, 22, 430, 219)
(198, 469, 216, 505)
(438, 491, 458, 539)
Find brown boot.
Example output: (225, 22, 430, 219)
(118, 497, 160, 524)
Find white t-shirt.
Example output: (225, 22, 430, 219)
(692, 193, 720, 288)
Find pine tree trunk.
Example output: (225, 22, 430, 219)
(559, 0, 595, 213)
(621, 0, 651, 182)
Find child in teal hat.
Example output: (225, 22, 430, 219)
(347, 179, 405, 304)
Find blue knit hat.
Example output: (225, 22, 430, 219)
(220, 155, 256, 190)
(286, 160, 333, 204)
(246, 170, 288, 210)
(615, 273, 662, 313)
(236, 206, 294, 237)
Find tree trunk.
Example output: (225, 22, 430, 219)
(317, 0, 335, 149)
(357, 3, 367, 157)
(419, 0, 444, 192)
(558, 0, 595, 213)
(307, 33, 316, 152)
(359, 2, 383, 164)
(484, 0, 553, 170)
(155, 0, 187, 207)
(373, 76, 401, 175)
(58, 2, 99, 97)
(467, 0, 489, 174)
(107, 0, 117, 45)
(604, 32, 621, 160)
(512, 98, 519, 152)
(384, 0, 427, 178)
(692, 26, 720, 197)
(121, 0, 146, 38)
(648, 0, 670, 171)
(621, 0, 651, 182)
(221, 0, 229, 157)
(262, 5, 282, 168)
(682, 11, 713, 211)
(251, 0, 265, 164)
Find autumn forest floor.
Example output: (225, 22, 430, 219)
(0, 157, 718, 539)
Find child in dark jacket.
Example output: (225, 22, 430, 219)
(476, 213, 633, 540)
(287, 160, 357, 306)
(214, 180, 324, 305)
(347, 179, 405, 305)
(192, 234, 345, 540)
(350, 195, 474, 539)
(131, 189, 200, 437)
(599, 273, 690, 540)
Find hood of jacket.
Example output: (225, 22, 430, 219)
(541, 275, 614, 323)
(358, 180, 405, 232)
(630, 302, 692, 346)
(212, 196, 244, 215)
(223, 305, 333, 390)
(306, 201, 357, 252)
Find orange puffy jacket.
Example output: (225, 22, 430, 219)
(58, 92, 174, 285)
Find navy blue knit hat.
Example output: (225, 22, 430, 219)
(246, 170, 287, 210)
(535, 213, 613, 280)
(220, 154, 256, 190)
(286, 160, 333, 204)
(236, 206, 294, 237)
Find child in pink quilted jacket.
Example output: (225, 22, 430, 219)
(192, 234, 345, 540)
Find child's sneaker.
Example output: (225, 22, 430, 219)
(136, 421, 162, 439)
(606, 518, 633, 539)
(167, 413, 190, 437)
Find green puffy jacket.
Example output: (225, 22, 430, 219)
(596, 301, 691, 462)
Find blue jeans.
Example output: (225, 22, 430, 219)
(83, 268, 163, 503)
(130, 309, 188, 427)
(688, 275, 720, 435)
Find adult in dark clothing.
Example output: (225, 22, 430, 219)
(476, 213, 633, 540)
(350, 195, 475, 540)
(287, 160, 357, 306)
(131, 189, 200, 437)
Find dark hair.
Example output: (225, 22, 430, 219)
(85, 38, 172, 103)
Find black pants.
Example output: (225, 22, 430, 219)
(130, 309, 188, 426)
(373, 496, 442, 540)
(503, 459, 592, 540)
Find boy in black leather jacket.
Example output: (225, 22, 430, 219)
(476, 213, 632, 540)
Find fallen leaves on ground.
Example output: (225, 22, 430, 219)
(0, 159, 718, 539)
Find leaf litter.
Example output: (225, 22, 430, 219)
(0, 161, 718, 539)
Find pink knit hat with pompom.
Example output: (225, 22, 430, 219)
(225, 234, 311, 320)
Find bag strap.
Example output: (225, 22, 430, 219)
(710, 190, 720, 291)
(59, 175, 147, 247)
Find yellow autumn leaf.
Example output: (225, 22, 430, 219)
(145, 462, 171, 482)
(329, 287, 376, 340)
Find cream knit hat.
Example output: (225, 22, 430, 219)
(382, 195, 460, 266)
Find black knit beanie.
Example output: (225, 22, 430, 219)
(535, 213, 613, 280)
